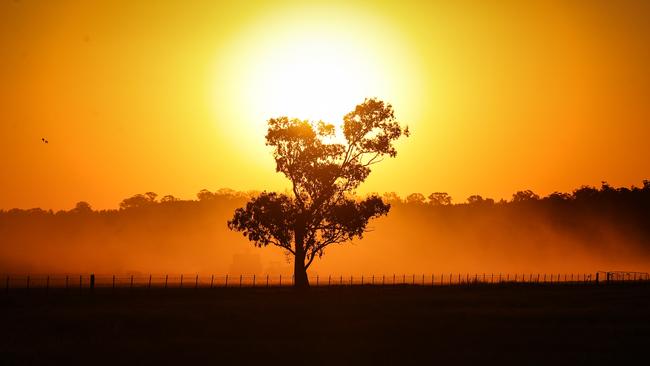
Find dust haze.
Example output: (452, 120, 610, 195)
(1, 184, 649, 276)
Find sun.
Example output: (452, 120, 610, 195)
(246, 32, 383, 128)
(214, 6, 411, 135)
(211, 4, 421, 164)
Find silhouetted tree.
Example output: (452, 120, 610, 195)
(467, 195, 494, 205)
(512, 190, 540, 202)
(467, 195, 484, 204)
(406, 193, 426, 204)
(197, 189, 216, 201)
(428, 192, 452, 205)
(119, 192, 158, 210)
(573, 185, 599, 202)
(546, 191, 571, 202)
(382, 192, 402, 204)
(160, 195, 179, 203)
(71, 201, 92, 213)
(228, 98, 409, 288)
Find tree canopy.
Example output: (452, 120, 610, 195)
(228, 98, 409, 288)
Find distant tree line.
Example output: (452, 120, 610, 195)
(390, 180, 650, 207)
(1, 180, 648, 215)
(1, 181, 649, 274)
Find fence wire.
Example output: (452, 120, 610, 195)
(2, 271, 648, 289)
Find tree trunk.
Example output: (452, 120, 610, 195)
(293, 219, 310, 289)
(293, 251, 310, 289)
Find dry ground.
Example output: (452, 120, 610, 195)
(1, 283, 649, 365)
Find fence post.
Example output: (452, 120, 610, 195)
(266, 274, 268, 288)
(112, 275, 115, 289)
(195, 275, 199, 289)
(239, 275, 242, 288)
(393, 274, 395, 286)
(130, 275, 133, 289)
(340, 275, 343, 286)
(148, 274, 152, 289)
(361, 275, 363, 286)
(316, 275, 319, 286)
(180, 274, 184, 288)
(373, 275, 375, 285)
(412, 274, 415, 285)
(403, 274, 405, 285)
(328, 275, 331, 286)
(90, 273, 95, 291)
(350, 275, 353, 286)
(165, 274, 168, 289)
(253, 274, 256, 287)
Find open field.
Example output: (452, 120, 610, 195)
(1, 284, 649, 365)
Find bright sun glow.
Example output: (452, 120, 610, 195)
(248, 32, 385, 127)
(211, 4, 422, 171)
(214, 6, 414, 144)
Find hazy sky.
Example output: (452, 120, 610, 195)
(1, 0, 649, 210)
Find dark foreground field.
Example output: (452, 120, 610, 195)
(1, 284, 649, 365)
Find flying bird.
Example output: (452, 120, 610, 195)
(41, 138, 48, 144)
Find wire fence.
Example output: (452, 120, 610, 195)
(1, 271, 648, 290)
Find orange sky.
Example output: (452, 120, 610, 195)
(1, 0, 649, 210)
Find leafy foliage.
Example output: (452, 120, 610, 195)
(227, 99, 408, 282)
